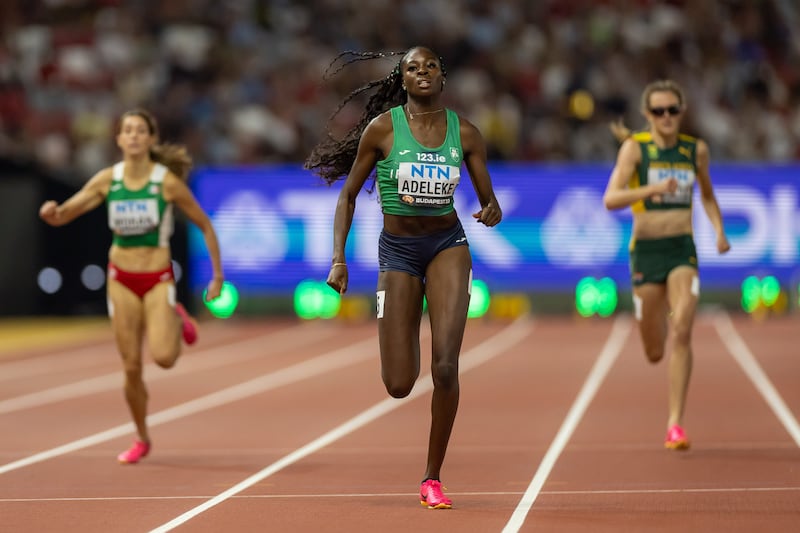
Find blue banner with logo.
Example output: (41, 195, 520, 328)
(188, 164, 800, 295)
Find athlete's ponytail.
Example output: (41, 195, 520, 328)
(149, 143, 192, 182)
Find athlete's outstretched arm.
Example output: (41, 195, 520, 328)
(327, 114, 388, 294)
(39, 168, 112, 226)
(165, 174, 224, 300)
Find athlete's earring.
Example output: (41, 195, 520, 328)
(402, 85, 407, 91)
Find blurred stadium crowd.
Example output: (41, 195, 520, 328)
(1, 0, 799, 186)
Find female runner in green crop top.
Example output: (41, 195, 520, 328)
(39, 109, 224, 465)
(604, 80, 730, 451)
(306, 45, 502, 509)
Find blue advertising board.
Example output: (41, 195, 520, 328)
(188, 164, 800, 296)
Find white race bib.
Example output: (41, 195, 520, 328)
(108, 199, 160, 235)
(646, 167, 695, 204)
(396, 162, 460, 206)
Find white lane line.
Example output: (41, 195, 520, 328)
(0, 324, 336, 414)
(5, 485, 799, 504)
(0, 342, 116, 383)
(713, 312, 800, 447)
(148, 317, 533, 533)
(0, 334, 378, 476)
(502, 315, 632, 533)
(0, 374, 125, 414)
(0, 323, 317, 383)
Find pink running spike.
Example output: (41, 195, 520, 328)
(175, 303, 198, 345)
(117, 440, 151, 464)
(664, 424, 690, 450)
(419, 479, 452, 509)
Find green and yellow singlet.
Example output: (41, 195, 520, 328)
(629, 131, 698, 213)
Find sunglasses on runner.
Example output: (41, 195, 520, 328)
(648, 105, 682, 117)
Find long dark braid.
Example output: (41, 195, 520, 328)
(304, 50, 408, 186)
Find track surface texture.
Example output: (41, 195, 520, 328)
(1, 312, 798, 532)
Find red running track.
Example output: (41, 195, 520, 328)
(1, 312, 798, 532)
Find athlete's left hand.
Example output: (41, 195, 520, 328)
(717, 234, 731, 254)
(473, 202, 502, 227)
(205, 277, 223, 301)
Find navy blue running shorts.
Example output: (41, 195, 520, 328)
(378, 220, 469, 279)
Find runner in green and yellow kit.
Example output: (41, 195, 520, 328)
(604, 80, 730, 450)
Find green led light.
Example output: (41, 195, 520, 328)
(294, 280, 340, 320)
(468, 279, 491, 318)
(318, 285, 341, 319)
(203, 281, 239, 319)
(576, 277, 600, 317)
(760, 276, 780, 307)
(596, 277, 618, 317)
(576, 276, 617, 317)
(740, 276, 761, 313)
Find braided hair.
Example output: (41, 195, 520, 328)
(304, 46, 446, 186)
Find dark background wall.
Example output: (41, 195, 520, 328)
(0, 156, 188, 316)
(0, 159, 43, 315)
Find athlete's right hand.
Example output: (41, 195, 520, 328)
(39, 200, 60, 225)
(326, 264, 348, 295)
(650, 178, 678, 203)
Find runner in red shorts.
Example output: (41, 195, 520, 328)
(39, 108, 224, 464)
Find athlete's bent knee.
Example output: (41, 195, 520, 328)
(383, 377, 415, 399)
(384, 382, 414, 399)
(644, 346, 664, 364)
(151, 349, 178, 369)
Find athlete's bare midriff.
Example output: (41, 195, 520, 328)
(383, 211, 460, 236)
(109, 244, 172, 272)
(632, 208, 693, 240)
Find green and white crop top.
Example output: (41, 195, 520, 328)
(375, 106, 463, 216)
(107, 162, 174, 247)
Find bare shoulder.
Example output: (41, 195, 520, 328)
(455, 113, 483, 150)
(363, 110, 394, 137)
(85, 166, 114, 192)
(456, 112, 479, 135)
(359, 109, 395, 154)
(162, 168, 183, 186)
(92, 166, 115, 182)
(162, 170, 191, 201)
(695, 138, 710, 157)
(617, 137, 641, 163)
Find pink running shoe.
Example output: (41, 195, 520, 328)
(419, 479, 452, 509)
(117, 440, 151, 464)
(175, 303, 198, 345)
(664, 424, 690, 450)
